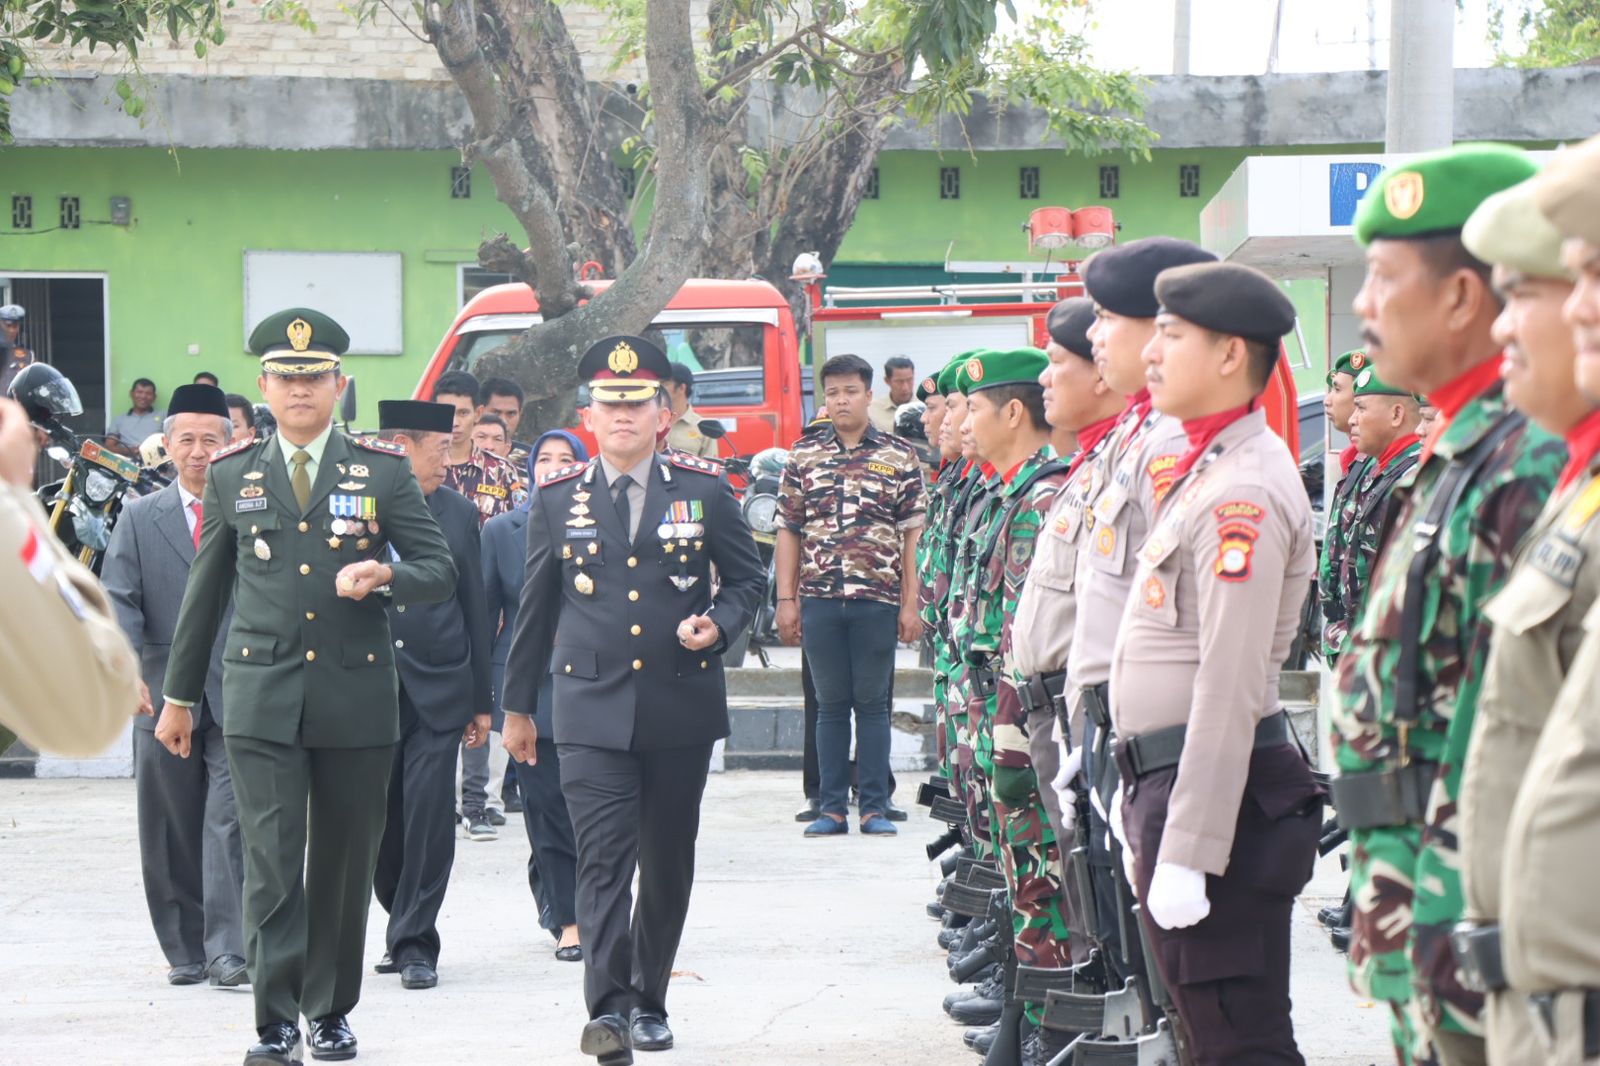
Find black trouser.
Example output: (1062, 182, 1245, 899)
(373, 688, 461, 968)
(512, 736, 579, 932)
(1123, 744, 1322, 1066)
(559, 741, 715, 1020)
(800, 649, 897, 802)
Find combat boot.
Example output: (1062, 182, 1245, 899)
(964, 1021, 1000, 1055)
(1020, 1022, 1075, 1066)
(944, 965, 1000, 1012)
(947, 970, 1006, 1025)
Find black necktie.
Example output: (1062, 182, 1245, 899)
(612, 474, 633, 540)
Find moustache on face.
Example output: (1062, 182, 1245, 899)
(1360, 327, 1382, 349)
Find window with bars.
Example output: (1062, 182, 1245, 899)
(940, 167, 960, 200)
(11, 195, 31, 230)
(1179, 164, 1201, 198)
(450, 166, 471, 199)
(864, 168, 880, 200)
(1019, 166, 1040, 200)
(59, 196, 80, 230)
(1099, 165, 1120, 199)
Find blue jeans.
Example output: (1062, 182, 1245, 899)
(800, 596, 897, 819)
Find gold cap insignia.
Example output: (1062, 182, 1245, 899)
(608, 342, 639, 375)
(286, 317, 314, 352)
(965, 357, 984, 383)
(1385, 171, 1425, 221)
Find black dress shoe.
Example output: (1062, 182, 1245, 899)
(555, 944, 584, 962)
(373, 952, 399, 975)
(884, 801, 908, 822)
(210, 954, 250, 987)
(401, 961, 438, 989)
(794, 799, 821, 822)
(244, 1022, 303, 1066)
(168, 962, 206, 985)
(580, 1014, 633, 1066)
(1330, 925, 1351, 953)
(629, 1009, 674, 1052)
(948, 988, 1004, 1026)
(308, 1015, 357, 1061)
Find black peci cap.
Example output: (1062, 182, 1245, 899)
(1045, 297, 1096, 361)
(166, 383, 231, 420)
(378, 399, 456, 435)
(1081, 237, 1217, 319)
(1153, 261, 1297, 347)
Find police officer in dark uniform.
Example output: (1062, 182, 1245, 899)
(501, 335, 764, 1066)
(370, 399, 494, 991)
(157, 308, 456, 1066)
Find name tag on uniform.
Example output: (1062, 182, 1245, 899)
(1530, 535, 1585, 589)
(565, 528, 598, 539)
(867, 461, 896, 477)
(476, 484, 508, 499)
(235, 498, 268, 512)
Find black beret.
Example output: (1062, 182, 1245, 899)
(378, 399, 455, 434)
(1045, 297, 1096, 360)
(165, 383, 231, 420)
(1154, 261, 1297, 346)
(1081, 237, 1217, 319)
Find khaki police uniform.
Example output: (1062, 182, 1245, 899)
(666, 403, 720, 459)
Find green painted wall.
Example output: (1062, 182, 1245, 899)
(0, 140, 1384, 421)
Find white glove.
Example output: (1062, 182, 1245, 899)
(1050, 739, 1081, 833)
(1146, 862, 1211, 930)
(1107, 784, 1137, 885)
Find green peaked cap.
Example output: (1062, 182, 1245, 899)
(248, 307, 349, 375)
(956, 347, 1049, 396)
(1354, 143, 1539, 246)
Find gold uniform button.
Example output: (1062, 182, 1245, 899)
(628, 590, 640, 602)
(305, 611, 315, 621)
(628, 556, 638, 568)
(241, 647, 250, 658)
(631, 624, 642, 636)
(680, 554, 688, 563)
(395, 639, 405, 649)
(632, 659, 643, 671)
(299, 563, 311, 575)
(367, 653, 376, 663)
(565, 664, 572, 674)
(701, 660, 708, 669)
(397, 605, 406, 613)
(298, 521, 309, 533)
(305, 650, 316, 662)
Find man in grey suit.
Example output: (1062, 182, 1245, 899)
(103, 383, 247, 987)
(371, 400, 493, 991)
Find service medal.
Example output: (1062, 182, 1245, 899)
(350, 464, 369, 477)
(327, 535, 343, 550)
(254, 538, 271, 561)
(574, 572, 595, 595)
(332, 519, 348, 536)
(657, 523, 675, 540)
(240, 485, 265, 499)
(357, 538, 371, 550)
(670, 574, 700, 591)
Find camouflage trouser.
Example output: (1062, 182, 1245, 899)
(951, 677, 993, 859)
(931, 657, 954, 778)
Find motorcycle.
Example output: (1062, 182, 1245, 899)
(9, 363, 167, 575)
(695, 420, 787, 665)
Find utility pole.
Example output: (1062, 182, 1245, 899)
(1173, 0, 1191, 75)
(1385, 0, 1454, 152)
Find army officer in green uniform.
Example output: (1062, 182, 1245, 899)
(155, 308, 456, 1066)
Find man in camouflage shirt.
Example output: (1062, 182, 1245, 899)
(433, 370, 526, 525)
(954, 347, 1076, 1061)
(1318, 348, 1375, 660)
(777, 353, 925, 837)
(1325, 365, 1422, 654)
(1329, 145, 1564, 1066)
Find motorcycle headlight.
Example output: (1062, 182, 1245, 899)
(83, 468, 119, 504)
(743, 493, 778, 534)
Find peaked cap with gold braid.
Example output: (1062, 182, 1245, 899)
(579, 334, 673, 403)
(248, 307, 349, 375)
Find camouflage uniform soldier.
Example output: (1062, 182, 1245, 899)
(953, 348, 1076, 1060)
(948, 451, 1005, 854)
(1318, 348, 1375, 659)
(1456, 147, 1600, 1066)
(1328, 145, 1563, 1066)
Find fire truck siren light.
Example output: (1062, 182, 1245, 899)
(1027, 207, 1116, 253)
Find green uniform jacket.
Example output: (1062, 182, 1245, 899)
(163, 429, 457, 748)
(1319, 454, 1374, 659)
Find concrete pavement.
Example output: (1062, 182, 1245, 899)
(0, 772, 1390, 1065)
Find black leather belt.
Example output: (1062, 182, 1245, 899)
(1530, 989, 1600, 1058)
(1449, 922, 1507, 994)
(1330, 761, 1439, 830)
(1081, 682, 1111, 730)
(1017, 670, 1067, 716)
(1117, 711, 1290, 779)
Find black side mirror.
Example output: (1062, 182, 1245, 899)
(341, 376, 358, 426)
(697, 419, 727, 440)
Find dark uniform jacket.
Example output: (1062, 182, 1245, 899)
(502, 452, 764, 751)
(163, 428, 457, 748)
(388, 486, 491, 732)
(482, 507, 538, 733)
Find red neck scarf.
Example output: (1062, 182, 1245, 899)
(1174, 402, 1254, 480)
(979, 461, 998, 481)
(1000, 457, 1029, 485)
(1123, 387, 1154, 426)
(1339, 443, 1360, 476)
(1377, 432, 1421, 472)
(1066, 413, 1120, 481)
(1420, 355, 1504, 464)
(1558, 409, 1600, 492)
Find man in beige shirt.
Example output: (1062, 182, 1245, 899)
(866, 355, 915, 434)
(662, 363, 721, 459)
(1109, 261, 1321, 1065)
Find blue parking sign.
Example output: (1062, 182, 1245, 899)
(1329, 162, 1384, 227)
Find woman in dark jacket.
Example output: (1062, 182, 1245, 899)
(484, 429, 587, 961)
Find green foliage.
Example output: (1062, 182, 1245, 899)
(0, 0, 229, 140)
(1488, 0, 1600, 67)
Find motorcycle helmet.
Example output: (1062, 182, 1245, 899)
(749, 447, 788, 481)
(7, 362, 83, 422)
(139, 432, 172, 469)
(895, 400, 927, 442)
(0, 304, 24, 323)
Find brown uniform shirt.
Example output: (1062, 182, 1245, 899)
(1067, 405, 1186, 690)
(445, 446, 525, 526)
(1461, 463, 1600, 926)
(1109, 409, 1314, 875)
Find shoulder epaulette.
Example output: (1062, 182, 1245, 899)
(669, 452, 724, 476)
(539, 461, 589, 487)
(209, 436, 260, 463)
(353, 436, 407, 457)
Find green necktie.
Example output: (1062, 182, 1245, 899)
(290, 449, 312, 513)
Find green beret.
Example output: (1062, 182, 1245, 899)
(1352, 365, 1412, 399)
(1153, 261, 1296, 346)
(1354, 143, 1539, 247)
(1463, 175, 1573, 281)
(248, 308, 349, 376)
(939, 351, 984, 397)
(1328, 348, 1368, 385)
(1534, 133, 1600, 246)
(915, 370, 941, 403)
(956, 348, 1049, 396)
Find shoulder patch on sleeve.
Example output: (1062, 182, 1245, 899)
(353, 436, 407, 457)
(209, 436, 259, 463)
(1214, 501, 1266, 524)
(1146, 453, 1178, 504)
(1214, 522, 1260, 582)
(669, 453, 724, 476)
(539, 461, 589, 487)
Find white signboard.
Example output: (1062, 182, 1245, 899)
(243, 250, 404, 355)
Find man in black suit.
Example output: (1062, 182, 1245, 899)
(371, 399, 493, 991)
(502, 336, 764, 1066)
